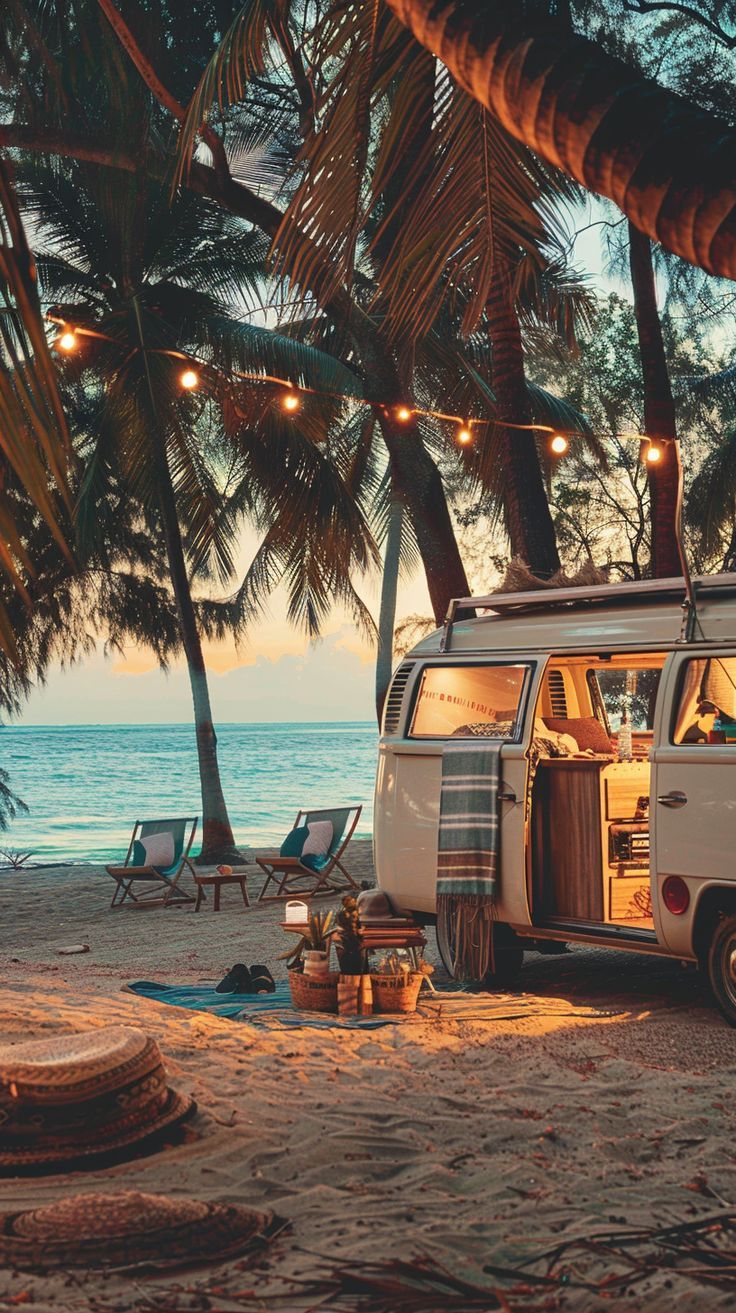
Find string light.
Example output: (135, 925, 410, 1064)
(43, 315, 676, 463)
(55, 329, 79, 353)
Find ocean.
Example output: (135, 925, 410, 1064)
(0, 722, 378, 865)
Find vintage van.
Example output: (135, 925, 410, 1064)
(374, 574, 736, 1026)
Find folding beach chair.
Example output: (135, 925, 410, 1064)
(256, 805, 362, 902)
(106, 817, 198, 908)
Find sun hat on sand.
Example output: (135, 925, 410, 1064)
(0, 1025, 194, 1173)
(0, 1190, 279, 1272)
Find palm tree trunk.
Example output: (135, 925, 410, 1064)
(374, 402, 470, 623)
(628, 221, 681, 578)
(154, 437, 239, 864)
(375, 493, 403, 725)
(382, 0, 736, 281)
(487, 247, 561, 578)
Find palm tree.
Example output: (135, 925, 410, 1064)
(381, 0, 736, 282)
(627, 222, 682, 578)
(20, 148, 375, 860)
(0, 155, 72, 657)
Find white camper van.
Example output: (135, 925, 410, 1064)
(374, 574, 736, 1025)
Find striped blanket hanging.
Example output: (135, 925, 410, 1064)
(437, 741, 501, 980)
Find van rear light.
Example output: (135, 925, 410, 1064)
(662, 876, 690, 915)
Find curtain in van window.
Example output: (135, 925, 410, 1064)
(702, 658, 736, 719)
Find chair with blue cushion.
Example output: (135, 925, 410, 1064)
(256, 805, 362, 902)
(106, 817, 198, 908)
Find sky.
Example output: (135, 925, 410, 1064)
(18, 542, 431, 725)
(16, 201, 630, 727)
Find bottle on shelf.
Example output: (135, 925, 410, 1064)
(617, 711, 632, 762)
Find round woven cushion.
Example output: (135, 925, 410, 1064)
(0, 1027, 162, 1107)
(0, 1191, 274, 1271)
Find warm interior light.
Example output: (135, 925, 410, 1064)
(645, 442, 662, 464)
(396, 405, 412, 422)
(456, 425, 472, 445)
(550, 433, 569, 456)
(56, 330, 79, 353)
(180, 368, 199, 391)
(282, 390, 301, 413)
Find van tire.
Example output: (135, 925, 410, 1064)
(437, 917, 523, 989)
(707, 914, 736, 1027)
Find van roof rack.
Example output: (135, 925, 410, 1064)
(439, 573, 736, 652)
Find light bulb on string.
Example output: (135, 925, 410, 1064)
(395, 405, 412, 422)
(456, 423, 473, 446)
(645, 441, 662, 464)
(281, 390, 301, 413)
(55, 329, 79, 354)
(550, 433, 569, 456)
(180, 368, 199, 391)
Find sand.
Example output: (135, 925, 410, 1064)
(1, 844, 735, 1311)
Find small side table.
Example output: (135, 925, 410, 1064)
(194, 869, 250, 912)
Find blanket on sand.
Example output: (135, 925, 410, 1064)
(125, 980, 624, 1027)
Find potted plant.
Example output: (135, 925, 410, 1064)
(334, 896, 370, 1015)
(371, 950, 433, 1014)
(280, 909, 335, 978)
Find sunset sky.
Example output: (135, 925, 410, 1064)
(17, 221, 620, 726)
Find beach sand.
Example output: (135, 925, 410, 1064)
(1, 844, 735, 1311)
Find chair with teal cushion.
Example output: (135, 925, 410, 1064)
(256, 805, 362, 901)
(106, 817, 198, 908)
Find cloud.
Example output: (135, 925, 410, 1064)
(19, 628, 376, 725)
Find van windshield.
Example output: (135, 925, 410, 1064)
(410, 664, 530, 739)
(589, 668, 661, 732)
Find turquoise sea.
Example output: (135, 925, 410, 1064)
(0, 722, 378, 865)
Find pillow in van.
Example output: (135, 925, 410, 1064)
(543, 716, 613, 755)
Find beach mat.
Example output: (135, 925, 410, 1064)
(126, 980, 412, 1028)
(125, 980, 624, 1028)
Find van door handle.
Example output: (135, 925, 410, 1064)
(657, 791, 687, 808)
(498, 789, 517, 804)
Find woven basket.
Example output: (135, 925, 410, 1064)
(288, 970, 339, 1013)
(370, 972, 423, 1014)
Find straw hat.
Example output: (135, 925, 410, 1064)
(0, 1026, 194, 1172)
(0, 1190, 277, 1272)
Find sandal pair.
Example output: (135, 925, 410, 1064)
(215, 963, 276, 995)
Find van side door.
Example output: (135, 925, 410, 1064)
(375, 656, 544, 925)
(651, 648, 736, 957)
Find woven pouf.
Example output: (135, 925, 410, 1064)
(0, 1026, 195, 1173)
(0, 1190, 278, 1272)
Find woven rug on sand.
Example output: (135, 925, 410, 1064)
(125, 980, 624, 1026)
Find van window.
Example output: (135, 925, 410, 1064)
(589, 667, 661, 732)
(410, 664, 530, 739)
(673, 657, 736, 744)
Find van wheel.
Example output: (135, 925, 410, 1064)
(708, 914, 736, 1027)
(437, 916, 523, 990)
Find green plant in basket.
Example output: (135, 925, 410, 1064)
(279, 909, 336, 970)
(333, 895, 366, 975)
